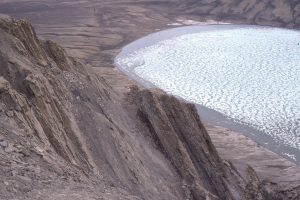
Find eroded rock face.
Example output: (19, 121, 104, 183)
(126, 87, 236, 199)
(0, 15, 299, 200)
(0, 15, 185, 199)
(176, 0, 300, 28)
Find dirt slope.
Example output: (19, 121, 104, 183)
(1, 15, 299, 199)
(0, 1, 300, 199)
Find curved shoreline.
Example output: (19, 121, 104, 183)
(1, 1, 300, 198)
(114, 24, 300, 164)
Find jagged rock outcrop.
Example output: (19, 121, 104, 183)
(125, 86, 267, 200)
(0, 14, 299, 200)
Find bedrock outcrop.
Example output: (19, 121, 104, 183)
(1, 15, 300, 200)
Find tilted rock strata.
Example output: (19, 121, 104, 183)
(0, 15, 299, 200)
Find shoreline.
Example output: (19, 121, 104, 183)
(97, 65, 300, 187)
(1, 1, 300, 198)
(114, 24, 300, 165)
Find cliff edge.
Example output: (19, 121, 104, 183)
(0, 15, 299, 200)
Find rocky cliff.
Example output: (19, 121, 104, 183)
(2, 14, 299, 200)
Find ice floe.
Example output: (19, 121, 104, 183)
(116, 26, 300, 158)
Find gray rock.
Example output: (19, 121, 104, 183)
(0, 139, 8, 149)
(0, 2, 299, 200)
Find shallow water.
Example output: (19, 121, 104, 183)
(115, 25, 300, 163)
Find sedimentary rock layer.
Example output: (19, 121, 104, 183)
(1, 15, 299, 199)
(0, 1, 300, 199)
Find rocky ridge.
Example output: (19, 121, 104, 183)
(177, 0, 300, 28)
(1, 14, 300, 200)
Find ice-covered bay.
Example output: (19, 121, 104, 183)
(116, 26, 300, 161)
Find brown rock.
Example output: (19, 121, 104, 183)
(0, 2, 299, 199)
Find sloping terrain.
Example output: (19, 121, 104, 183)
(0, 0, 298, 67)
(0, 15, 261, 200)
(177, 0, 300, 27)
(1, 14, 300, 200)
(0, 1, 300, 200)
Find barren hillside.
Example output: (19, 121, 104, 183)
(0, 0, 298, 67)
(0, 1, 300, 199)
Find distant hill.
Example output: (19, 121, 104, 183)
(176, 0, 300, 28)
(0, 1, 300, 199)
